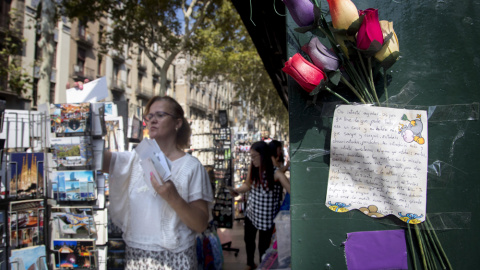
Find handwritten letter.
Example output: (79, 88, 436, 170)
(325, 105, 428, 223)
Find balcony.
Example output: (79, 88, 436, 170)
(188, 99, 207, 112)
(34, 66, 57, 82)
(72, 64, 94, 81)
(137, 59, 147, 72)
(111, 50, 125, 63)
(135, 85, 153, 100)
(111, 79, 126, 93)
(74, 28, 94, 47)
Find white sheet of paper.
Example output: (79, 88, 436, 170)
(140, 157, 163, 190)
(66, 76, 108, 103)
(326, 105, 428, 223)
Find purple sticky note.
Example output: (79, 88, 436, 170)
(344, 230, 408, 270)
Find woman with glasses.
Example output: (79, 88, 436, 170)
(230, 141, 290, 270)
(100, 95, 213, 269)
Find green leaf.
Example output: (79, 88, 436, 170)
(329, 70, 342, 86)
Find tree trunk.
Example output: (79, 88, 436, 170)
(37, 0, 55, 105)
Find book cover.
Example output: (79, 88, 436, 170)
(51, 137, 93, 170)
(8, 152, 44, 199)
(50, 103, 92, 137)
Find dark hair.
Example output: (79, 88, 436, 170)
(268, 140, 284, 163)
(144, 96, 191, 149)
(250, 141, 275, 190)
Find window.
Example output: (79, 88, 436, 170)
(113, 64, 119, 86)
(97, 55, 103, 76)
(77, 48, 86, 74)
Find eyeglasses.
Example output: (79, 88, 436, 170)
(143, 111, 176, 122)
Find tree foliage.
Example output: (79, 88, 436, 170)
(0, 10, 33, 96)
(191, 0, 288, 131)
(61, 0, 221, 94)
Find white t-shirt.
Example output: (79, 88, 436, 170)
(108, 151, 213, 252)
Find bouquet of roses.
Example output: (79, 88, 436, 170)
(281, 0, 400, 105)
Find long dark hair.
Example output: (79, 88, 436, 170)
(144, 96, 191, 149)
(268, 140, 284, 164)
(250, 141, 275, 190)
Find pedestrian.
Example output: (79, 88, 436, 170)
(268, 140, 290, 174)
(269, 140, 291, 211)
(229, 141, 290, 269)
(69, 82, 213, 269)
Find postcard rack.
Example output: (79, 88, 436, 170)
(0, 102, 111, 270)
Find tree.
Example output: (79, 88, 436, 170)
(62, 0, 221, 95)
(37, 0, 57, 104)
(191, 0, 288, 131)
(0, 10, 33, 96)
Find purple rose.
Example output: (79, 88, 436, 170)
(301, 37, 340, 71)
(282, 0, 315, 27)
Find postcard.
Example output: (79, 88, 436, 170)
(9, 200, 45, 249)
(92, 102, 106, 136)
(8, 152, 44, 199)
(51, 137, 93, 170)
(51, 171, 96, 202)
(10, 245, 47, 270)
(51, 207, 96, 240)
(50, 103, 92, 137)
(53, 239, 96, 269)
(66, 76, 108, 103)
(103, 102, 118, 117)
(104, 116, 124, 152)
(107, 239, 125, 270)
(127, 116, 142, 140)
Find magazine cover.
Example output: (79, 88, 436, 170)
(51, 137, 93, 170)
(107, 239, 125, 270)
(51, 171, 96, 202)
(50, 103, 91, 137)
(8, 152, 44, 199)
(9, 245, 47, 270)
(9, 199, 45, 249)
(53, 240, 96, 269)
(51, 207, 96, 240)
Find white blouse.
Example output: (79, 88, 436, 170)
(108, 151, 213, 252)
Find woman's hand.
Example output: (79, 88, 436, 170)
(66, 79, 90, 90)
(150, 172, 180, 203)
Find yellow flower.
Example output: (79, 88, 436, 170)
(375, 21, 399, 62)
(327, 0, 360, 31)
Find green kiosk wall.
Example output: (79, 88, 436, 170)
(288, 1, 480, 269)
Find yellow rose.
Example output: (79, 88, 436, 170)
(375, 21, 399, 62)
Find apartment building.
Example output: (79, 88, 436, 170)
(1, 0, 239, 128)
